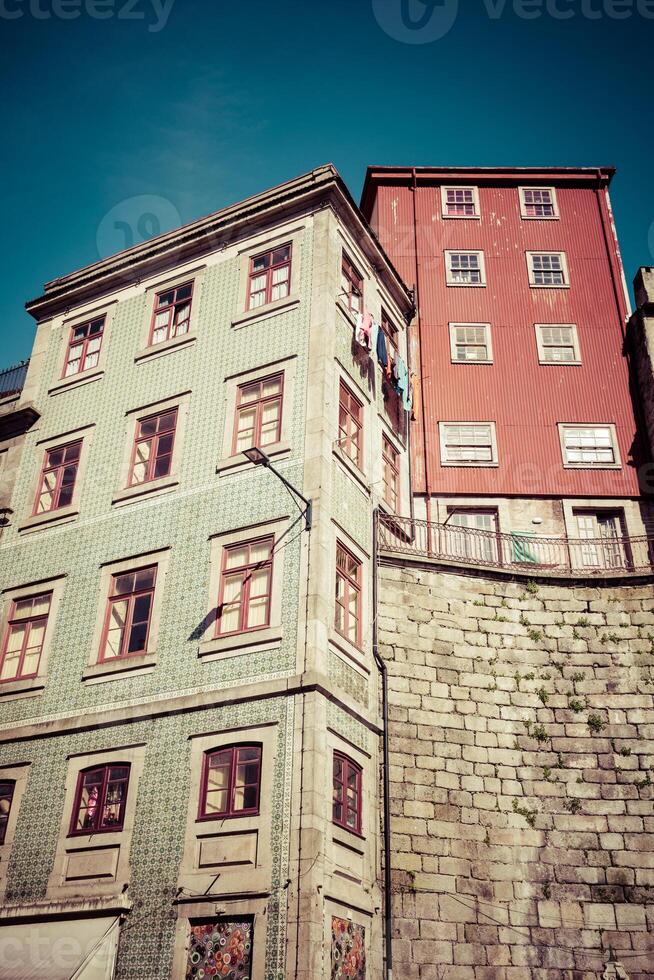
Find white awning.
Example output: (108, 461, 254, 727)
(0, 916, 119, 980)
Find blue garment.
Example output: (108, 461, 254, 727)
(375, 323, 388, 370)
(395, 356, 411, 412)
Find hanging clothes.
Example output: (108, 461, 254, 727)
(375, 324, 388, 371)
(371, 319, 379, 356)
(409, 373, 417, 421)
(395, 355, 408, 398)
(359, 312, 373, 349)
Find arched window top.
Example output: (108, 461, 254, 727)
(199, 744, 262, 820)
(69, 763, 130, 836)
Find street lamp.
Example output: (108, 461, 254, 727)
(243, 447, 312, 531)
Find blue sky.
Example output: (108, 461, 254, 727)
(1, 0, 653, 366)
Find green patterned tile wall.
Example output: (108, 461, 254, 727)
(0, 232, 315, 728)
(0, 697, 294, 980)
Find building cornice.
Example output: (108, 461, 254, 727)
(26, 165, 413, 323)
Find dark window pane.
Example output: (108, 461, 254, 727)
(127, 620, 148, 654)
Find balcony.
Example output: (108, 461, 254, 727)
(378, 512, 654, 579)
(0, 360, 28, 399)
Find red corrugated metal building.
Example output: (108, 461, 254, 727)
(361, 167, 650, 545)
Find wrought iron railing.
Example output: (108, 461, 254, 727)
(0, 361, 28, 398)
(378, 513, 654, 577)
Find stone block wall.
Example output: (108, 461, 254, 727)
(378, 560, 654, 979)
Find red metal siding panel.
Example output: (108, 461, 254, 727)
(370, 179, 641, 500)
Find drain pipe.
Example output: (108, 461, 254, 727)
(372, 506, 393, 980)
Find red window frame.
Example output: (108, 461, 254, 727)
(217, 537, 274, 637)
(332, 752, 362, 834)
(341, 252, 363, 313)
(232, 374, 284, 455)
(247, 244, 292, 310)
(198, 744, 262, 821)
(149, 282, 194, 346)
(0, 781, 15, 845)
(62, 316, 105, 378)
(69, 763, 131, 836)
(335, 543, 362, 647)
(33, 441, 81, 515)
(338, 381, 363, 468)
(128, 408, 178, 486)
(0, 592, 51, 684)
(99, 566, 157, 662)
(382, 435, 400, 512)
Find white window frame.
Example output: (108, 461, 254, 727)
(445, 250, 486, 287)
(535, 323, 581, 365)
(440, 186, 480, 220)
(439, 422, 498, 468)
(558, 424, 621, 469)
(519, 186, 559, 220)
(526, 251, 569, 288)
(449, 323, 493, 364)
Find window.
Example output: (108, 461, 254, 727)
(100, 566, 156, 661)
(520, 187, 558, 219)
(528, 252, 567, 287)
(560, 425, 619, 467)
(233, 374, 283, 454)
(186, 920, 253, 979)
(0, 782, 14, 845)
(332, 752, 362, 833)
(338, 381, 363, 468)
(382, 435, 400, 512)
(63, 317, 104, 377)
(70, 763, 130, 835)
(449, 323, 492, 363)
(0, 593, 51, 683)
(129, 408, 177, 485)
(335, 543, 362, 646)
(248, 244, 291, 310)
(445, 251, 485, 286)
(341, 252, 363, 313)
(150, 282, 193, 346)
(440, 423, 497, 466)
(442, 186, 479, 218)
(574, 510, 627, 569)
(381, 311, 399, 364)
(217, 537, 273, 635)
(446, 509, 499, 564)
(34, 441, 81, 514)
(536, 324, 580, 364)
(199, 745, 262, 819)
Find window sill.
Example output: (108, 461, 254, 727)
(48, 368, 104, 396)
(82, 652, 157, 682)
(441, 461, 499, 468)
(446, 281, 487, 288)
(529, 283, 570, 289)
(538, 359, 581, 367)
(442, 214, 480, 220)
(329, 630, 368, 672)
(521, 214, 560, 221)
(134, 333, 197, 363)
(563, 463, 622, 470)
(231, 296, 299, 330)
(451, 359, 493, 366)
(0, 677, 45, 699)
(112, 476, 179, 507)
(216, 442, 291, 476)
(19, 506, 79, 533)
(332, 824, 366, 847)
(333, 446, 370, 495)
(198, 627, 283, 661)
